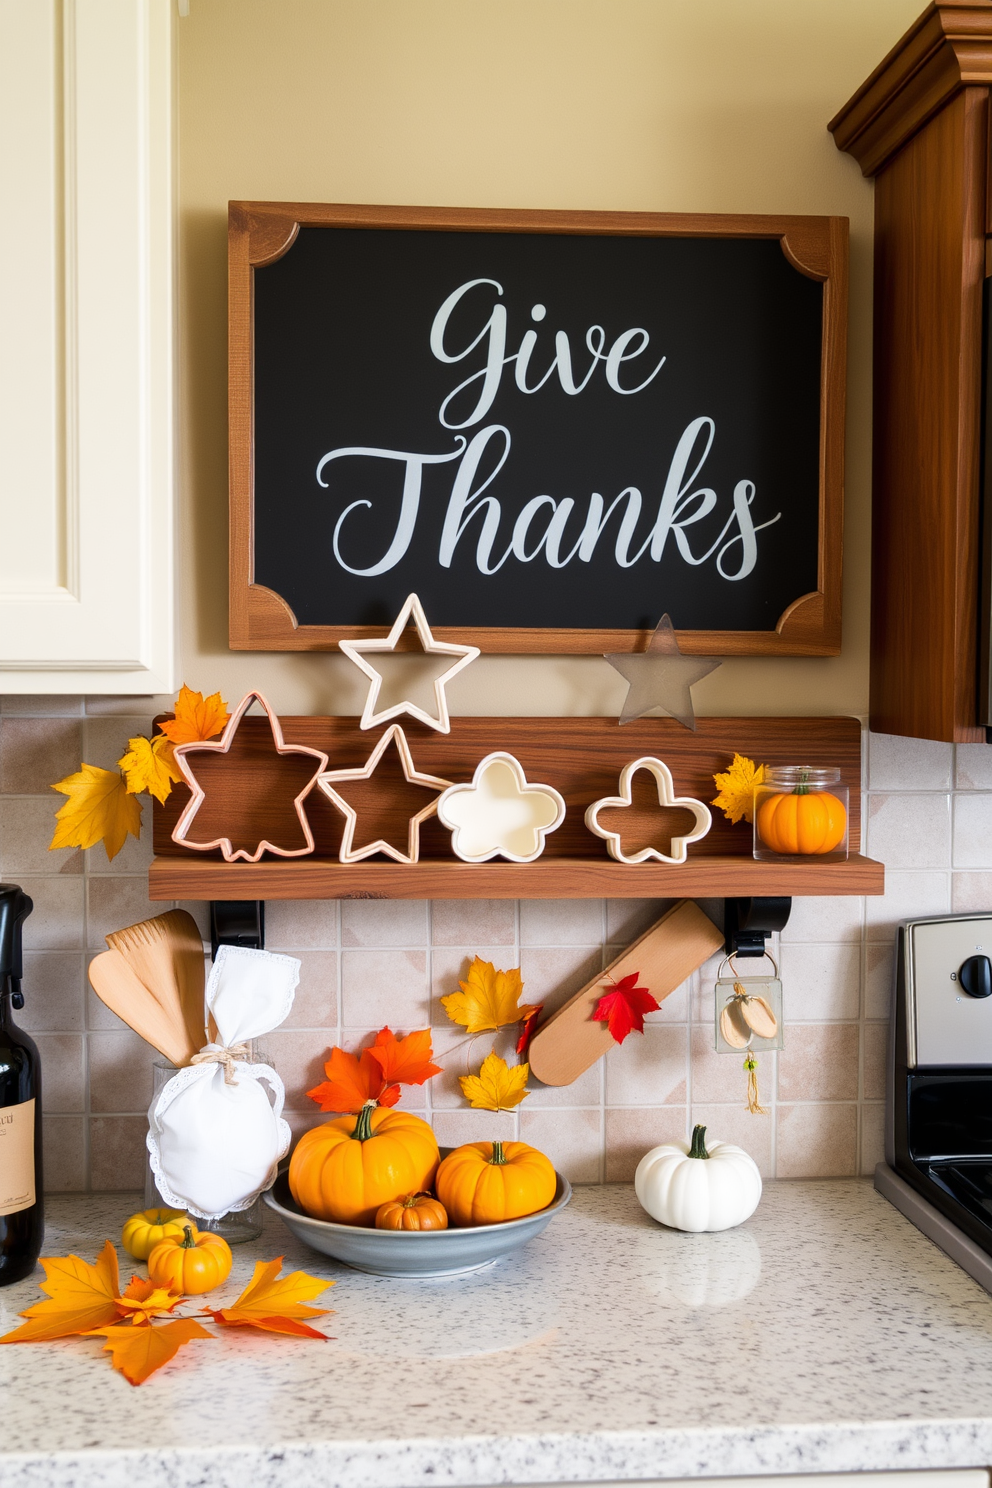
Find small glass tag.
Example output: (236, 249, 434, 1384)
(714, 953, 783, 1053)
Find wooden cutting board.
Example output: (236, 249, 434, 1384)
(527, 899, 724, 1086)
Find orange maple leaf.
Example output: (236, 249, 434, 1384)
(0, 1240, 120, 1342)
(307, 1045, 400, 1113)
(113, 1275, 183, 1324)
(367, 1027, 442, 1087)
(88, 1318, 213, 1385)
(206, 1257, 332, 1339)
(158, 685, 230, 746)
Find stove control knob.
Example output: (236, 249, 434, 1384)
(958, 955, 992, 999)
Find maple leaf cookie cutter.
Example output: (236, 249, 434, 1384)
(170, 691, 328, 863)
(585, 757, 712, 864)
(437, 752, 566, 864)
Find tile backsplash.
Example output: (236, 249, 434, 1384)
(3, 697, 989, 1190)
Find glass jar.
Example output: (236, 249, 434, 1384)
(145, 1058, 264, 1244)
(714, 954, 784, 1053)
(753, 766, 849, 862)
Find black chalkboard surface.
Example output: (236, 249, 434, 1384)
(230, 204, 847, 654)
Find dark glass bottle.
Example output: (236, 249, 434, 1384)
(0, 884, 42, 1285)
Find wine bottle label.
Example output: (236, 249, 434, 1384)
(0, 1097, 36, 1217)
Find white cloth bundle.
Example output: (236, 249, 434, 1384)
(146, 945, 300, 1219)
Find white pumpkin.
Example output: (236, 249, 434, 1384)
(634, 1124, 762, 1233)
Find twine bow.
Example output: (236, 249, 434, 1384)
(190, 1042, 250, 1085)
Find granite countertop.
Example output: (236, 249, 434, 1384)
(2, 1180, 992, 1488)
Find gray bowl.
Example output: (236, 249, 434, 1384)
(263, 1155, 572, 1278)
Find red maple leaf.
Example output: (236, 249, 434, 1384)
(516, 1004, 543, 1056)
(593, 972, 659, 1044)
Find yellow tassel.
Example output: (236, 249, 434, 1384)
(743, 1051, 767, 1114)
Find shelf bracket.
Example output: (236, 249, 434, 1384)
(724, 896, 791, 957)
(209, 901, 265, 961)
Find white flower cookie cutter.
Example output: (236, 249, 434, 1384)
(437, 752, 566, 863)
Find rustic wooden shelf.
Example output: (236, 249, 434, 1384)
(149, 852, 883, 901)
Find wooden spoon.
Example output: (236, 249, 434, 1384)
(88, 948, 197, 1067)
(106, 909, 206, 1061)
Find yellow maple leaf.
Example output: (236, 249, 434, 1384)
(158, 684, 230, 746)
(459, 1052, 531, 1112)
(88, 1318, 213, 1386)
(49, 766, 141, 862)
(711, 753, 768, 825)
(0, 1241, 120, 1343)
(117, 734, 182, 805)
(206, 1256, 333, 1339)
(441, 957, 538, 1034)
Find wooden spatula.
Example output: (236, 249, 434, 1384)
(88, 948, 197, 1068)
(106, 909, 206, 1061)
(528, 899, 724, 1086)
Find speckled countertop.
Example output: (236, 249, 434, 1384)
(2, 1181, 992, 1488)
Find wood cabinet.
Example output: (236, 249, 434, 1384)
(830, 1, 992, 742)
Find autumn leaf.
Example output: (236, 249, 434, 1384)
(459, 1052, 530, 1112)
(307, 1045, 400, 1113)
(367, 1027, 442, 1087)
(113, 1275, 183, 1324)
(117, 734, 182, 805)
(711, 753, 768, 825)
(442, 958, 538, 1034)
(49, 765, 142, 863)
(593, 971, 660, 1043)
(88, 1318, 213, 1385)
(516, 1004, 543, 1056)
(158, 685, 230, 746)
(0, 1241, 120, 1342)
(206, 1257, 332, 1339)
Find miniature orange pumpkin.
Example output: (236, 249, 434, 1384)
(756, 782, 846, 855)
(375, 1192, 449, 1231)
(121, 1205, 187, 1261)
(289, 1104, 440, 1227)
(435, 1140, 556, 1226)
(147, 1223, 233, 1295)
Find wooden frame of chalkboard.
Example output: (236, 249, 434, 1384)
(229, 202, 847, 655)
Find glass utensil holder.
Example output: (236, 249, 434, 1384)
(145, 1057, 264, 1243)
(714, 953, 784, 1053)
(753, 765, 849, 862)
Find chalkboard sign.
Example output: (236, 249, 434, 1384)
(230, 204, 846, 654)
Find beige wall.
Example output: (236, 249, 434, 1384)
(175, 0, 922, 720)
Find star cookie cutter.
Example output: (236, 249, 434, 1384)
(437, 752, 566, 864)
(585, 757, 712, 864)
(339, 593, 480, 733)
(317, 724, 452, 865)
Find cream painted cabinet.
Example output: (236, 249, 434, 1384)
(0, 0, 175, 693)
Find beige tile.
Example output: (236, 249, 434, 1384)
(86, 877, 162, 951)
(687, 1104, 773, 1178)
(953, 794, 992, 868)
(867, 792, 951, 869)
(0, 797, 82, 876)
(429, 1024, 519, 1109)
(519, 899, 604, 946)
(0, 718, 83, 794)
(266, 1028, 333, 1111)
(1, 696, 83, 716)
(430, 946, 526, 1025)
(956, 743, 992, 790)
(432, 1108, 517, 1150)
(34, 1034, 85, 1113)
(281, 950, 338, 1029)
(431, 899, 515, 946)
(861, 1103, 887, 1175)
(863, 1022, 889, 1102)
(604, 1106, 686, 1182)
(777, 942, 861, 1020)
(42, 1116, 86, 1192)
(690, 1026, 766, 1105)
(780, 894, 863, 943)
(864, 943, 895, 1021)
(84, 694, 167, 716)
(15, 877, 85, 950)
(341, 899, 427, 947)
(265, 900, 338, 949)
(864, 871, 951, 941)
(88, 1029, 156, 1112)
(868, 732, 952, 791)
(519, 1107, 602, 1184)
(776, 1103, 858, 1178)
(341, 948, 429, 1027)
(89, 1115, 148, 1189)
(527, 1059, 601, 1108)
(18, 953, 85, 1032)
(952, 873, 992, 913)
(518, 946, 603, 1019)
(605, 1024, 687, 1106)
(606, 898, 676, 944)
(777, 1024, 859, 1102)
(81, 717, 155, 772)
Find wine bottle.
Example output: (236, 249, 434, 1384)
(0, 884, 42, 1285)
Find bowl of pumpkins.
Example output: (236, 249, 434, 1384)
(264, 1104, 571, 1277)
